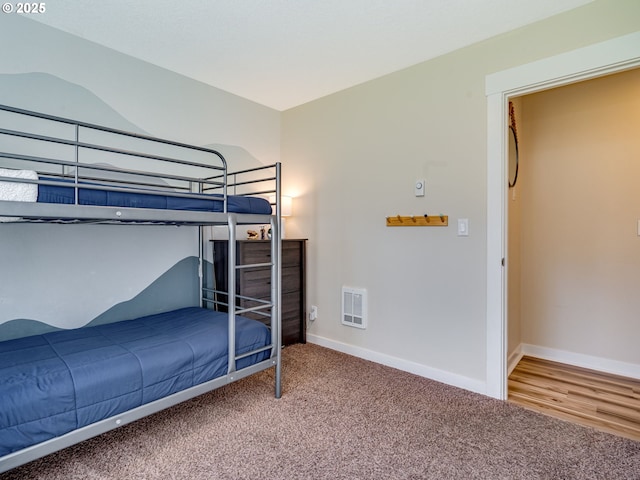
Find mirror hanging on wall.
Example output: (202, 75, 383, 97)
(508, 101, 519, 189)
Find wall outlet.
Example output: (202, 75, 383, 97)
(309, 305, 318, 321)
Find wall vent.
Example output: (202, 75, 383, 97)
(342, 287, 367, 329)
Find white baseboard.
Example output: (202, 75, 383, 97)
(519, 343, 640, 380)
(306, 334, 487, 396)
(507, 346, 524, 376)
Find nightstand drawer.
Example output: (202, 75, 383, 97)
(239, 266, 300, 298)
(239, 242, 271, 265)
(239, 241, 302, 267)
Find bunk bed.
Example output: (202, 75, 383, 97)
(0, 104, 283, 473)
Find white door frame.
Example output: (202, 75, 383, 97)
(485, 31, 640, 400)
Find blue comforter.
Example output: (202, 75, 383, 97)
(0, 307, 271, 455)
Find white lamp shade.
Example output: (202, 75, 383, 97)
(270, 195, 293, 217)
(281, 196, 293, 217)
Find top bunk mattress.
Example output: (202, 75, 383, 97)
(37, 177, 272, 215)
(0, 170, 272, 216)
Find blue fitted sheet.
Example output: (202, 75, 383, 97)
(0, 307, 271, 455)
(37, 179, 272, 215)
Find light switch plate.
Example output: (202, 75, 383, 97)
(458, 218, 469, 236)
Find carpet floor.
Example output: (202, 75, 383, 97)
(2, 343, 639, 479)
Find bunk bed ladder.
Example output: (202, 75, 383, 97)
(267, 162, 282, 398)
(226, 208, 283, 399)
(227, 213, 238, 375)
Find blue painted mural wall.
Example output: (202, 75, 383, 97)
(0, 14, 281, 339)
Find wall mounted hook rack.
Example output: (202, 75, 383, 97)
(386, 214, 448, 227)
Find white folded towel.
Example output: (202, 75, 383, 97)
(0, 168, 39, 222)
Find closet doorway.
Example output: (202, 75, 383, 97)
(507, 68, 640, 373)
(485, 32, 640, 401)
(504, 68, 640, 439)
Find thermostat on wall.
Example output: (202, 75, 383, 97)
(415, 179, 425, 197)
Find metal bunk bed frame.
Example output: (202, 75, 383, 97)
(0, 104, 283, 473)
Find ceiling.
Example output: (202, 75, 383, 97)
(30, 0, 593, 111)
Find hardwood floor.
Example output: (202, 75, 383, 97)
(508, 356, 640, 441)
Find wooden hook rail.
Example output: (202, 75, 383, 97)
(386, 214, 448, 227)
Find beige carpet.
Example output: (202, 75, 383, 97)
(2, 344, 639, 479)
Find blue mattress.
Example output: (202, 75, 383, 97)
(37, 179, 272, 215)
(0, 307, 271, 456)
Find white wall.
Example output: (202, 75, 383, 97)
(282, 0, 640, 392)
